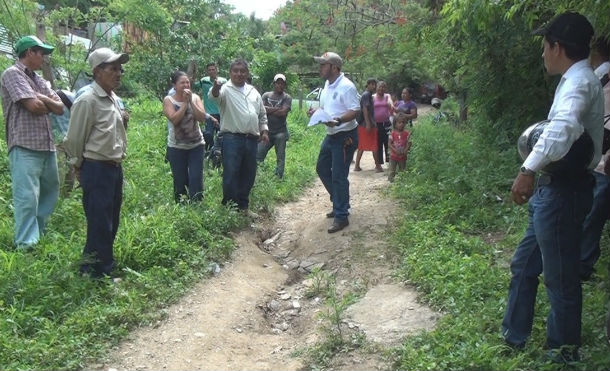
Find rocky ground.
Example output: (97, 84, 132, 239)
(95, 108, 439, 371)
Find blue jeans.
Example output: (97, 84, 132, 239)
(316, 128, 358, 222)
(166, 145, 204, 202)
(257, 130, 288, 178)
(221, 133, 258, 210)
(203, 114, 220, 151)
(8, 146, 59, 247)
(502, 175, 593, 349)
(79, 159, 123, 277)
(579, 171, 610, 278)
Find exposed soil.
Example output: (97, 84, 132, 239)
(96, 107, 439, 371)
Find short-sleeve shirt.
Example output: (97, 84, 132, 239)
(319, 73, 360, 135)
(359, 90, 374, 126)
(1, 61, 58, 152)
(262, 91, 292, 134)
(396, 99, 417, 114)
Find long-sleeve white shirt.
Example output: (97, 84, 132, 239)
(208, 80, 268, 136)
(523, 60, 604, 172)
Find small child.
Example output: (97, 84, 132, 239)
(388, 113, 412, 182)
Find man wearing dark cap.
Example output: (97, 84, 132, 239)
(503, 12, 604, 363)
(0, 36, 64, 249)
(257, 73, 292, 179)
(64, 47, 129, 278)
(312, 52, 360, 233)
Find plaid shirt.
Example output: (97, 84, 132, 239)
(1, 61, 57, 152)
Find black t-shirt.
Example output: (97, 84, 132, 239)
(359, 90, 374, 126)
(262, 91, 292, 134)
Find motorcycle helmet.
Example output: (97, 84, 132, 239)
(517, 119, 593, 175)
(431, 98, 442, 109)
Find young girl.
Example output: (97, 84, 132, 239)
(388, 113, 412, 182)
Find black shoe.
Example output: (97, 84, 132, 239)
(504, 340, 525, 350)
(545, 347, 580, 364)
(326, 211, 334, 218)
(328, 219, 349, 233)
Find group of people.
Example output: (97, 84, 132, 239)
(354, 78, 415, 181)
(2, 10, 610, 365)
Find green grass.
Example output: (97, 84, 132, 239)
(0, 97, 325, 370)
(391, 117, 610, 370)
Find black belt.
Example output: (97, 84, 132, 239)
(223, 132, 259, 140)
(84, 157, 121, 167)
(537, 172, 593, 187)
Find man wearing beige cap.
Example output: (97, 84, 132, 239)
(257, 73, 292, 179)
(312, 52, 360, 233)
(1, 35, 64, 249)
(64, 47, 129, 278)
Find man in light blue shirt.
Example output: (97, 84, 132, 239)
(503, 12, 604, 364)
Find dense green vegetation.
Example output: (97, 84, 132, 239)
(0, 102, 324, 369)
(1, 0, 610, 369)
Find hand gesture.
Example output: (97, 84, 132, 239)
(184, 89, 193, 103)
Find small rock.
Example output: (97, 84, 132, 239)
(268, 300, 281, 312)
(271, 346, 283, 354)
(235, 327, 243, 333)
(173, 338, 182, 343)
(263, 231, 282, 246)
(292, 300, 301, 309)
(194, 332, 205, 338)
(282, 309, 299, 316)
(280, 293, 291, 300)
(279, 322, 289, 331)
(208, 263, 221, 275)
(108, 368, 118, 371)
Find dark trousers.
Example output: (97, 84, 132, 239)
(221, 133, 258, 210)
(203, 114, 220, 151)
(502, 175, 593, 349)
(166, 145, 204, 203)
(80, 159, 123, 277)
(579, 171, 610, 278)
(376, 121, 390, 164)
(316, 127, 358, 222)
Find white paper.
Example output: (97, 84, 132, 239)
(308, 109, 333, 127)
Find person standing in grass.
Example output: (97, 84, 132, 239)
(163, 71, 206, 203)
(257, 73, 292, 179)
(209, 58, 269, 216)
(387, 113, 411, 182)
(354, 78, 381, 172)
(394, 87, 418, 127)
(1, 36, 64, 249)
(312, 51, 360, 233)
(198, 63, 224, 153)
(64, 47, 129, 278)
(503, 12, 603, 364)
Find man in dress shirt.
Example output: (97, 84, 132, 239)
(590, 37, 610, 79)
(209, 58, 269, 215)
(502, 12, 604, 363)
(1, 36, 64, 249)
(313, 52, 360, 233)
(64, 48, 129, 278)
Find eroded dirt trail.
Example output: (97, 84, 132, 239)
(99, 118, 438, 371)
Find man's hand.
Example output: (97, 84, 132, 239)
(511, 172, 535, 205)
(211, 80, 223, 97)
(260, 130, 270, 145)
(121, 110, 130, 129)
(307, 107, 316, 117)
(210, 115, 219, 128)
(324, 120, 339, 128)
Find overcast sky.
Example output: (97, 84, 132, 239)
(223, 0, 288, 20)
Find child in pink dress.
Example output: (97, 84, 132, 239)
(388, 113, 412, 182)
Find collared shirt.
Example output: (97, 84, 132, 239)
(64, 81, 127, 167)
(594, 74, 610, 173)
(1, 61, 58, 152)
(319, 73, 360, 135)
(199, 76, 227, 115)
(209, 80, 268, 136)
(523, 59, 604, 172)
(594, 61, 610, 79)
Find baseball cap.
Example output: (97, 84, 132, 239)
(87, 47, 129, 70)
(313, 52, 343, 68)
(532, 12, 594, 46)
(273, 73, 286, 82)
(14, 36, 54, 56)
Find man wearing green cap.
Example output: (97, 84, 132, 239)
(0, 35, 64, 249)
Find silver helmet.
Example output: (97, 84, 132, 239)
(517, 120, 549, 160)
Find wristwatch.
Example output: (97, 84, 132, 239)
(519, 166, 535, 176)
(334, 116, 342, 125)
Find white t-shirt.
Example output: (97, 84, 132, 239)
(319, 73, 360, 135)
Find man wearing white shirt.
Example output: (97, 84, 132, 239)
(502, 12, 604, 363)
(591, 37, 610, 79)
(313, 52, 360, 233)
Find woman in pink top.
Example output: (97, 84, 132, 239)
(373, 81, 394, 164)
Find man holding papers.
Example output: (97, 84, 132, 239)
(312, 52, 360, 233)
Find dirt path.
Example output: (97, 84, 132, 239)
(98, 109, 438, 371)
